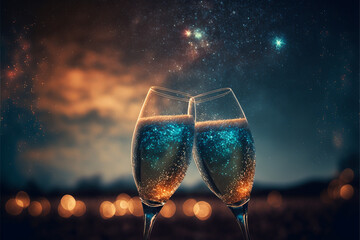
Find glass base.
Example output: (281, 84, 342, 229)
(226, 198, 249, 208)
(141, 198, 165, 207)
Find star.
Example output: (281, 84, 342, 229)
(194, 29, 203, 39)
(184, 29, 191, 37)
(273, 37, 285, 50)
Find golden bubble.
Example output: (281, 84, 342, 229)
(182, 199, 197, 216)
(15, 191, 30, 208)
(58, 203, 72, 218)
(267, 191, 282, 208)
(128, 197, 143, 217)
(5, 198, 23, 216)
(39, 198, 51, 216)
(160, 200, 176, 218)
(60, 194, 76, 211)
(340, 184, 354, 200)
(28, 201, 42, 216)
(339, 168, 354, 184)
(193, 201, 212, 221)
(152, 184, 174, 203)
(72, 200, 86, 217)
(100, 201, 116, 219)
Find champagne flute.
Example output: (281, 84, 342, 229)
(131, 86, 194, 240)
(190, 88, 256, 240)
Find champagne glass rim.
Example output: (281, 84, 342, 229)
(150, 86, 192, 102)
(191, 88, 233, 104)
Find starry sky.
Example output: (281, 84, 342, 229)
(1, 0, 358, 190)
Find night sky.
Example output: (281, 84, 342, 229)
(1, 0, 358, 190)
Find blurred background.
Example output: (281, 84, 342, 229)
(1, 0, 358, 239)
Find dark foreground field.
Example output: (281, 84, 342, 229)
(1, 196, 358, 240)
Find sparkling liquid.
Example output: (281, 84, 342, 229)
(132, 115, 194, 203)
(194, 118, 256, 205)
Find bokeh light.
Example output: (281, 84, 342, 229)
(39, 198, 51, 216)
(5, 198, 23, 216)
(100, 201, 116, 219)
(15, 191, 30, 208)
(60, 194, 76, 211)
(118, 199, 128, 209)
(114, 200, 127, 216)
(116, 193, 131, 201)
(182, 198, 197, 216)
(58, 203, 72, 218)
(267, 191, 283, 208)
(28, 201, 43, 216)
(340, 184, 354, 200)
(115, 193, 131, 216)
(339, 168, 354, 183)
(193, 201, 212, 220)
(328, 179, 341, 199)
(72, 200, 86, 217)
(160, 200, 176, 218)
(114, 201, 128, 216)
(128, 197, 143, 217)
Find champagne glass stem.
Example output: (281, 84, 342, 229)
(142, 203, 162, 240)
(228, 202, 251, 240)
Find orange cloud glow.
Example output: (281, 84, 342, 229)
(16, 33, 171, 185)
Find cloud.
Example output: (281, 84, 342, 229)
(34, 41, 164, 119)
(1, 0, 208, 188)
(30, 40, 169, 182)
(5, 13, 177, 187)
